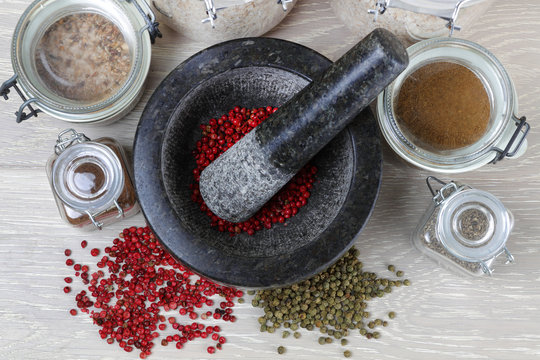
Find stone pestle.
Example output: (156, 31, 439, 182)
(199, 28, 408, 223)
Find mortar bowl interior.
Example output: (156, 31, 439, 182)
(134, 38, 382, 288)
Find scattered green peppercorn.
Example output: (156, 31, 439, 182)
(388, 311, 396, 319)
(277, 346, 286, 354)
(344, 350, 352, 358)
(404, 279, 411, 286)
(341, 339, 348, 346)
(293, 332, 301, 339)
(373, 331, 380, 339)
(238, 298, 245, 304)
(396, 270, 404, 277)
(248, 247, 410, 352)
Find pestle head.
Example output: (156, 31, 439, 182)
(200, 28, 408, 223)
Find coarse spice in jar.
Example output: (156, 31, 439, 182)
(395, 61, 490, 150)
(35, 12, 132, 103)
(47, 130, 139, 230)
(413, 177, 515, 276)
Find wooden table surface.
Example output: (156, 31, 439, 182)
(1, 0, 539, 359)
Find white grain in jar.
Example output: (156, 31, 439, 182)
(35, 12, 132, 104)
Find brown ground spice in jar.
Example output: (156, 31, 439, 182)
(35, 12, 131, 103)
(395, 61, 490, 150)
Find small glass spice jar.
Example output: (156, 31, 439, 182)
(0, 0, 160, 124)
(377, 37, 529, 173)
(46, 129, 139, 230)
(413, 176, 515, 276)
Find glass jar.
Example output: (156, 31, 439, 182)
(46, 129, 139, 230)
(0, 0, 160, 124)
(151, 0, 295, 43)
(376, 37, 529, 173)
(331, 0, 493, 45)
(413, 176, 515, 276)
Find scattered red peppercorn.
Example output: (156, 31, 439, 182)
(90, 248, 100, 257)
(81, 240, 88, 248)
(64, 286, 71, 293)
(190, 106, 317, 236)
(66, 259, 74, 266)
(207, 346, 215, 354)
(64, 249, 72, 256)
(64, 277, 72, 283)
(64, 226, 242, 358)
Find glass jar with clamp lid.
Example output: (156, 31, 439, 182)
(46, 129, 139, 230)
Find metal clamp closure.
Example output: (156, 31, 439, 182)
(368, 0, 473, 36)
(201, 0, 225, 28)
(278, 0, 293, 11)
(54, 129, 90, 155)
(128, 0, 162, 43)
(480, 246, 514, 276)
(426, 176, 465, 206)
(0, 74, 42, 123)
(86, 199, 125, 230)
(490, 115, 530, 164)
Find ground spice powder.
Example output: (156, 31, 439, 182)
(395, 61, 490, 150)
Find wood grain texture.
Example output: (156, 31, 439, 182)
(1, 0, 539, 359)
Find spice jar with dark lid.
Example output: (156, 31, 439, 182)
(413, 176, 515, 276)
(377, 37, 529, 173)
(0, 0, 160, 124)
(46, 129, 139, 230)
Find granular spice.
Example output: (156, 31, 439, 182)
(35, 12, 131, 103)
(64, 226, 242, 358)
(250, 247, 411, 354)
(395, 61, 490, 150)
(191, 106, 317, 236)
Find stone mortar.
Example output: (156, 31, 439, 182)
(134, 38, 382, 288)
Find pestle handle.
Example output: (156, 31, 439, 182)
(200, 29, 408, 223)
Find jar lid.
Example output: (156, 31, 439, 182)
(377, 37, 528, 173)
(437, 188, 513, 262)
(52, 142, 124, 213)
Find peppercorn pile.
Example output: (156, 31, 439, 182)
(190, 106, 317, 236)
(64, 226, 242, 358)
(249, 247, 410, 357)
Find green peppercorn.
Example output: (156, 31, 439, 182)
(404, 279, 411, 286)
(247, 290, 255, 295)
(325, 337, 333, 344)
(341, 339, 348, 346)
(388, 311, 396, 319)
(387, 265, 396, 272)
(277, 346, 286, 354)
(396, 270, 404, 277)
(293, 332, 301, 339)
(344, 350, 352, 358)
(282, 331, 290, 339)
(373, 331, 380, 339)
(318, 337, 326, 345)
